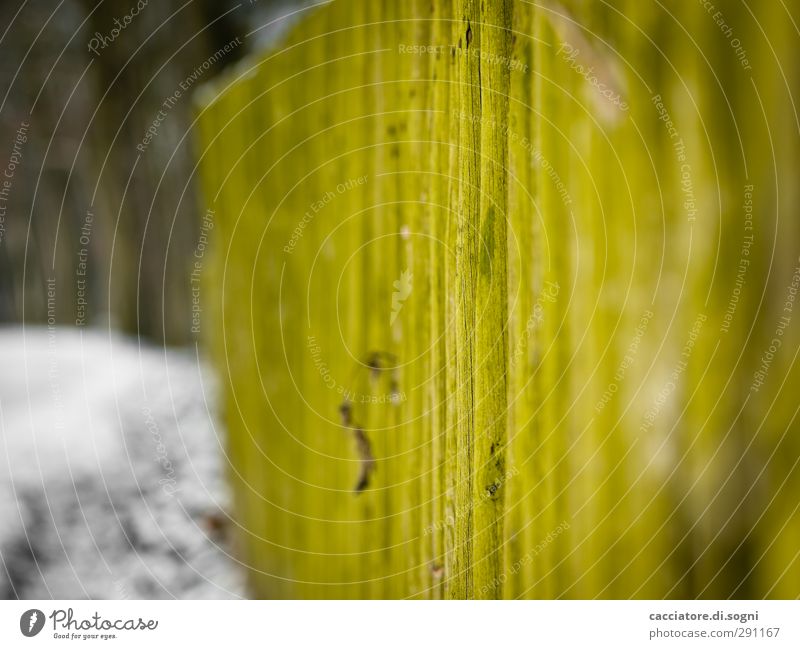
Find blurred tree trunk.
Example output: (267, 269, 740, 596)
(77, 0, 244, 343)
(0, 0, 244, 343)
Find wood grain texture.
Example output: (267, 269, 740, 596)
(195, 0, 800, 598)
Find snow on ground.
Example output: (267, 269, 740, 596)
(0, 326, 246, 599)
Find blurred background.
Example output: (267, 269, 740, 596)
(0, 0, 315, 599)
(0, 0, 310, 342)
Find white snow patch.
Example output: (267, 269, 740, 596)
(0, 326, 245, 599)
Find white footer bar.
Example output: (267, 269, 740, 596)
(1, 600, 797, 648)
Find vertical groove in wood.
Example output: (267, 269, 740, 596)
(504, 0, 536, 599)
(472, 0, 513, 599)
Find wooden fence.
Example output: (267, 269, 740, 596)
(195, 0, 800, 598)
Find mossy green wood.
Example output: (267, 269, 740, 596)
(195, 0, 800, 598)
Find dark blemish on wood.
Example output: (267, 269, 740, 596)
(353, 427, 376, 493)
(389, 378, 401, 404)
(363, 350, 402, 405)
(366, 351, 382, 383)
(339, 401, 353, 426)
(466, 23, 473, 49)
(339, 400, 376, 493)
(363, 350, 398, 378)
(458, 37, 462, 49)
(340, 350, 403, 492)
